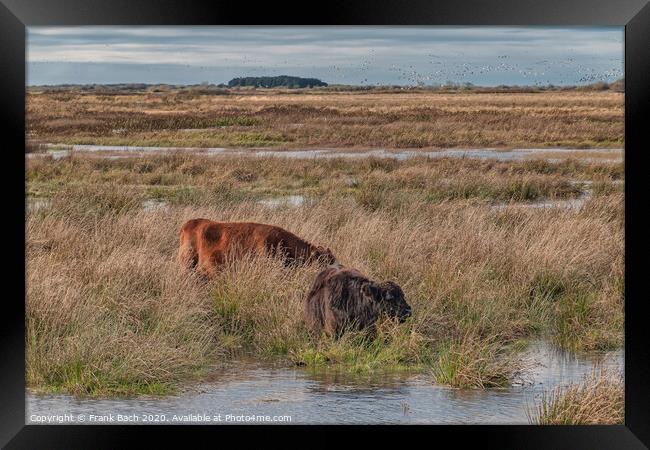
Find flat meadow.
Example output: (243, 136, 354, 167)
(27, 86, 623, 149)
(25, 87, 624, 422)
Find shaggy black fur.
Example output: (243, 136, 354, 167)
(304, 265, 411, 337)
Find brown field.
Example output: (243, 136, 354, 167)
(27, 88, 624, 149)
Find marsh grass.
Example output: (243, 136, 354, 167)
(527, 368, 624, 424)
(27, 89, 623, 149)
(432, 331, 526, 388)
(26, 154, 624, 397)
(26, 210, 219, 397)
(26, 153, 622, 205)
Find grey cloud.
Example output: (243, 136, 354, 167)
(27, 26, 623, 86)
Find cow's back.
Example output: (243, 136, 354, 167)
(178, 219, 315, 276)
(263, 225, 314, 261)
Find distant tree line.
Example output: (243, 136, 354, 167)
(227, 76, 328, 88)
(28, 78, 623, 94)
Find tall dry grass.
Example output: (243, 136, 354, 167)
(26, 207, 219, 396)
(26, 154, 624, 395)
(527, 368, 624, 424)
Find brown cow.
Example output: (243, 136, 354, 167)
(178, 218, 336, 277)
(303, 265, 411, 337)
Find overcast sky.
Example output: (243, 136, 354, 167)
(27, 26, 623, 86)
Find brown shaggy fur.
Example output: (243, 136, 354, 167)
(178, 218, 336, 277)
(304, 265, 411, 337)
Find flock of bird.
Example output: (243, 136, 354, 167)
(37, 45, 623, 87)
(193, 50, 622, 87)
(374, 53, 621, 86)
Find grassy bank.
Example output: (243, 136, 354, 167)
(527, 368, 624, 424)
(26, 153, 624, 396)
(26, 152, 622, 201)
(27, 89, 624, 149)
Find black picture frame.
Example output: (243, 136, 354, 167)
(2, 1, 648, 448)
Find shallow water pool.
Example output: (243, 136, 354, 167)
(26, 341, 622, 425)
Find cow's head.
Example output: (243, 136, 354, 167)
(362, 280, 411, 322)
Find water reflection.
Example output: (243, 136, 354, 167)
(257, 195, 305, 208)
(141, 199, 170, 212)
(26, 341, 623, 425)
(26, 198, 52, 212)
(27, 144, 623, 163)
